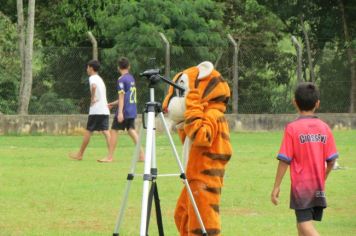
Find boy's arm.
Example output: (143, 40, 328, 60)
(326, 159, 336, 180)
(271, 160, 289, 205)
(90, 84, 97, 106)
(325, 127, 338, 180)
(108, 100, 118, 109)
(117, 93, 124, 122)
(108, 100, 118, 106)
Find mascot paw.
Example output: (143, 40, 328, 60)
(167, 96, 186, 123)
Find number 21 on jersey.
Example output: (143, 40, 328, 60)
(129, 86, 137, 103)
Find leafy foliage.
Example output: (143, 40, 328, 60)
(1, 0, 355, 114)
(0, 12, 20, 114)
(31, 0, 227, 112)
(29, 92, 78, 114)
(216, 0, 296, 113)
(319, 43, 351, 112)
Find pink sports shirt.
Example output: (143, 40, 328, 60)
(277, 116, 338, 209)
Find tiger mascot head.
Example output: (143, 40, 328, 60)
(162, 61, 230, 124)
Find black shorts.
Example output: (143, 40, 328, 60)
(295, 207, 324, 223)
(86, 115, 109, 132)
(111, 117, 135, 131)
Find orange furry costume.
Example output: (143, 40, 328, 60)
(162, 62, 232, 236)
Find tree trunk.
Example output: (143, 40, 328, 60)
(16, 0, 25, 113)
(300, 15, 315, 83)
(18, 0, 36, 115)
(339, 0, 356, 113)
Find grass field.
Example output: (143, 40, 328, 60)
(0, 131, 355, 236)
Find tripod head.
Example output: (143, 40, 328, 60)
(140, 69, 185, 92)
(140, 69, 161, 84)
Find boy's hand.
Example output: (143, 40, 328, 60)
(117, 112, 124, 123)
(108, 103, 113, 109)
(271, 187, 280, 205)
(90, 98, 97, 106)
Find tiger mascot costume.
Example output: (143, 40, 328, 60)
(162, 61, 232, 236)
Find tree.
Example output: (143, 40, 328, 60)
(318, 44, 350, 112)
(29, 0, 226, 112)
(100, 0, 226, 68)
(34, 0, 118, 47)
(216, 0, 295, 113)
(17, 0, 36, 114)
(5, 0, 352, 114)
(300, 14, 315, 82)
(98, 0, 227, 111)
(257, 0, 320, 82)
(259, 0, 356, 113)
(0, 12, 20, 114)
(338, 0, 356, 113)
(31, 0, 116, 113)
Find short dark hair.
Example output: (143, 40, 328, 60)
(118, 57, 130, 69)
(87, 60, 100, 72)
(294, 82, 320, 111)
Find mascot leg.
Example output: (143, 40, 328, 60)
(175, 188, 189, 235)
(188, 180, 221, 236)
(175, 181, 222, 236)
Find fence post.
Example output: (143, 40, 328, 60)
(87, 31, 98, 60)
(228, 34, 241, 114)
(291, 36, 303, 83)
(159, 32, 170, 79)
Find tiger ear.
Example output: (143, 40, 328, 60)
(197, 61, 214, 80)
(162, 72, 183, 111)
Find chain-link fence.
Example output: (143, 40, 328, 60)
(0, 42, 353, 115)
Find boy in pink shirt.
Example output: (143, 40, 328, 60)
(271, 83, 338, 236)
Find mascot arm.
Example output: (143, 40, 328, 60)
(184, 89, 217, 147)
(176, 124, 187, 144)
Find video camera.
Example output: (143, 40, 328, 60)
(139, 68, 185, 92)
(139, 69, 162, 84)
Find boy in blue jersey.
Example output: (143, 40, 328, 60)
(98, 57, 144, 162)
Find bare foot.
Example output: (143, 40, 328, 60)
(97, 158, 113, 163)
(138, 154, 145, 162)
(69, 152, 83, 161)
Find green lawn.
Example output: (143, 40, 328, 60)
(0, 131, 355, 236)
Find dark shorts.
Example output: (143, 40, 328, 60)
(86, 115, 109, 132)
(295, 207, 324, 223)
(111, 117, 135, 131)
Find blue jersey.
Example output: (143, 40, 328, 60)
(117, 73, 137, 119)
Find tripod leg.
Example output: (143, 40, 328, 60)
(153, 183, 164, 236)
(140, 110, 155, 236)
(113, 125, 144, 236)
(145, 181, 155, 235)
(158, 112, 207, 235)
(145, 181, 164, 236)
